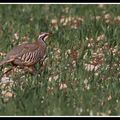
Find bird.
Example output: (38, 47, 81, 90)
(0, 32, 51, 75)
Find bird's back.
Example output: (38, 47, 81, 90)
(1, 41, 46, 66)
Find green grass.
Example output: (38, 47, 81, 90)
(0, 4, 120, 116)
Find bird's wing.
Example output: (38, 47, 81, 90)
(4, 43, 39, 61)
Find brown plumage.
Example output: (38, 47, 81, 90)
(0, 32, 50, 75)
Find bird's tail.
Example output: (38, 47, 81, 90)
(0, 58, 14, 67)
(0, 60, 7, 66)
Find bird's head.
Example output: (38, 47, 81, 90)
(38, 32, 52, 41)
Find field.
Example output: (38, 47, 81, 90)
(0, 4, 120, 116)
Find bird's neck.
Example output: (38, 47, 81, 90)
(37, 38, 46, 48)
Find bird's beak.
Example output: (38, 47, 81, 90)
(43, 32, 52, 41)
(47, 32, 52, 36)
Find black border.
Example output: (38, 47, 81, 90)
(0, 0, 119, 3)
